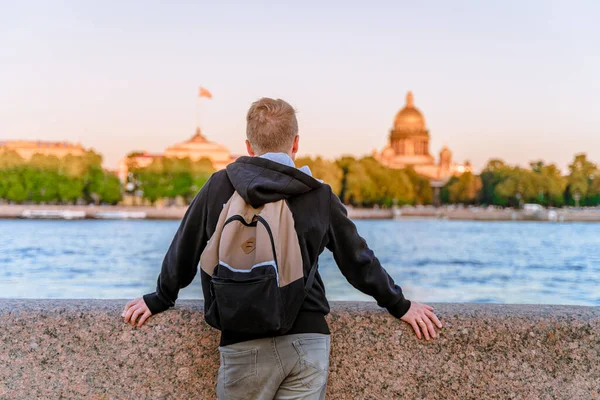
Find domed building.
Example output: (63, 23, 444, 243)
(164, 127, 233, 170)
(117, 127, 235, 183)
(385, 91, 435, 167)
(375, 91, 468, 186)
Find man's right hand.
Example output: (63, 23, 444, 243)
(400, 301, 442, 341)
(122, 298, 153, 327)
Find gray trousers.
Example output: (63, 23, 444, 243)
(216, 333, 331, 400)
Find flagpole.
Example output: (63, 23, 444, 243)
(196, 87, 212, 136)
(196, 89, 201, 133)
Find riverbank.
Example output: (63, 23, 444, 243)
(398, 206, 600, 222)
(0, 300, 598, 399)
(2, 203, 600, 221)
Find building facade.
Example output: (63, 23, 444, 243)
(0, 140, 88, 159)
(117, 127, 235, 183)
(374, 91, 469, 186)
(163, 128, 232, 170)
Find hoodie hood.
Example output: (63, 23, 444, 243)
(226, 156, 322, 208)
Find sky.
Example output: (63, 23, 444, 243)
(1, 1, 599, 171)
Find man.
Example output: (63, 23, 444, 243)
(123, 98, 442, 400)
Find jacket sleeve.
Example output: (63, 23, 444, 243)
(142, 177, 212, 314)
(325, 189, 411, 318)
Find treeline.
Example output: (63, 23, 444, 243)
(0, 149, 215, 206)
(442, 154, 600, 207)
(3, 150, 598, 208)
(125, 155, 214, 204)
(299, 153, 600, 207)
(297, 156, 432, 206)
(0, 149, 121, 204)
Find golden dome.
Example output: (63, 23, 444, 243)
(393, 91, 426, 132)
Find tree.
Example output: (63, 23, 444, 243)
(361, 158, 414, 206)
(58, 175, 85, 204)
(529, 161, 566, 206)
(404, 167, 433, 205)
(295, 156, 343, 196)
(129, 156, 214, 204)
(0, 149, 25, 169)
(447, 172, 482, 204)
(566, 154, 599, 206)
(336, 156, 355, 204)
(84, 165, 107, 204)
(477, 159, 566, 207)
(25, 169, 60, 203)
(5, 174, 28, 203)
(100, 174, 122, 204)
(83, 166, 122, 204)
(0, 170, 7, 199)
(336, 157, 415, 206)
(480, 159, 508, 205)
(338, 157, 376, 206)
(29, 154, 60, 171)
(493, 167, 536, 207)
(0, 149, 116, 204)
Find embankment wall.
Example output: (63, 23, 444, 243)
(0, 300, 598, 399)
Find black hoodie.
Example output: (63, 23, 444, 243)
(143, 156, 411, 346)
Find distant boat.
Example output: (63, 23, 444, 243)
(523, 203, 544, 214)
(93, 211, 147, 220)
(21, 210, 86, 220)
(547, 210, 559, 222)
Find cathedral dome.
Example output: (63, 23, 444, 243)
(393, 91, 426, 132)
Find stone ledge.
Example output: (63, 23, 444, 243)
(0, 300, 598, 399)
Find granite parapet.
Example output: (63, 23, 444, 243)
(0, 300, 598, 399)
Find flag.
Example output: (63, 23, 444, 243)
(198, 87, 212, 99)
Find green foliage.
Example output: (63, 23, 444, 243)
(479, 159, 507, 205)
(0, 149, 26, 168)
(4, 147, 600, 209)
(84, 166, 122, 205)
(404, 167, 433, 205)
(336, 157, 415, 206)
(295, 156, 343, 196)
(0, 171, 7, 199)
(58, 175, 85, 203)
(128, 156, 215, 204)
(475, 159, 567, 207)
(101, 174, 122, 204)
(531, 162, 567, 206)
(126, 151, 147, 158)
(440, 177, 456, 204)
(5, 173, 28, 203)
(446, 172, 483, 204)
(565, 154, 599, 206)
(0, 150, 120, 204)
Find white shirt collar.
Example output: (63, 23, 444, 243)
(259, 152, 316, 178)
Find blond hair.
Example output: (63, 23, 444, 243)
(246, 98, 298, 155)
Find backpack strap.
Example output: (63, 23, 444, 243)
(304, 261, 318, 294)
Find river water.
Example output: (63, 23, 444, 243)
(1, 219, 599, 306)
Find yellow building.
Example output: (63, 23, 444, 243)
(0, 140, 87, 159)
(164, 128, 233, 169)
(117, 152, 158, 183)
(374, 91, 469, 186)
(117, 127, 235, 183)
